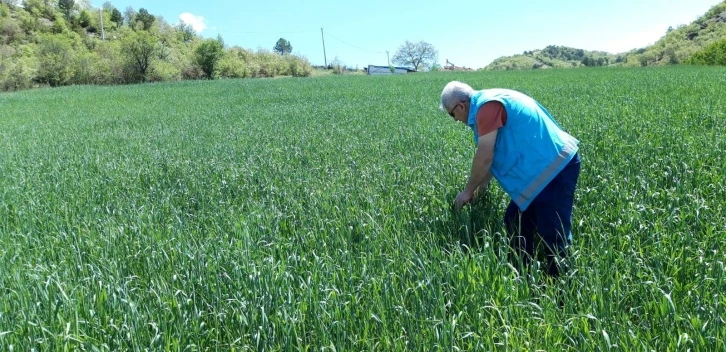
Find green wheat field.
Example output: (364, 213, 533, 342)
(1, 66, 725, 350)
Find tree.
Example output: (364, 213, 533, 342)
(135, 8, 155, 30)
(176, 20, 195, 42)
(77, 9, 90, 28)
(110, 8, 122, 25)
(391, 40, 438, 71)
(101, 1, 113, 11)
(122, 30, 157, 82)
(36, 34, 75, 87)
(123, 6, 135, 25)
(58, 0, 73, 19)
(273, 38, 292, 55)
(195, 37, 224, 79)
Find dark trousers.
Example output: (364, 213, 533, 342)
(504, 153, 581, 278)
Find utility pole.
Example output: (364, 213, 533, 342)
(99, 8, 105, 41)
(386, 51, 390, 66)
(321, 28, 327, 67)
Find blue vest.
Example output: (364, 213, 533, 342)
(467, 89, 579, 210)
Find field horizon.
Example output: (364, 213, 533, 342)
(1, 66, 725, 350)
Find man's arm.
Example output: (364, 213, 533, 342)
(454, 129, 497, 207)
(464, 129, 497, 195)
(473, 170, 494, 199)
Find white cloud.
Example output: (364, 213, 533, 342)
(179, 12, 207, 33)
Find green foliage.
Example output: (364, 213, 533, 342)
(0, 2, 322, 91)
(1, 66, 726, 349)
(22, 0, 55, 20)
(194, 37, 224, 79)
(0, 3, 10, 17)
(78, 9, 90, 28)
(35, 33, 75, 86)
(58, 0, 73, 19)
(273, 37, 292, 55)
(486, 45, 615, 70)
(0, 53, 35, 90)
(685, 38, 726, 65)
(622, 1, 726, 66)
(148, 59, 181, 82)
(176, 20, 194, 42)
(110, 7, 122, 25)
(284, 54, 312, 77)
(485, 55, 539, 70)
(50, 13, 69, 34)
(92, 39, 124, 84)
(72, 48, 100, 85)
(122, 30, 157, 82)
(217, 52, 248, 78)
(486, 1, 726, 70)
(135, 7, 154, 31)
(1, 16, 23, 43)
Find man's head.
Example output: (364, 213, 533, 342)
(440, 81, 474, 124)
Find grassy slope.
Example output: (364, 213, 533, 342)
(629, 1, 726, 66)
(1, 67, 726, 350)
(485, 47, 617, 71)
(484, 1, 726, 70)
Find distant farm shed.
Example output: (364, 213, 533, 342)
(365, 65, 417, 75)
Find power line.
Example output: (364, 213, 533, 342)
(216, 29, 319, 35)
(323, 31, 385, 54)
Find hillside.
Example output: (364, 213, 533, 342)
(485, 45, 619, 70)
(0, 0, 313, 91)
(483, 1, 726, 70)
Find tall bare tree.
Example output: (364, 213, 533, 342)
(392, 40, 438, 71)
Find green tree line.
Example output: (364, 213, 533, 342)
(0, 0, 313, 92)
(483, 1, 726, 71)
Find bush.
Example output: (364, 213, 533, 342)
(0, 55, 36, 91)
(72, 49, 99, 85)
(194, 38, 224, 79)
(685, 39, 726, 66)
(35, 34, 75, 87)
(0, 4, 10, 18)
(93, 40, 124, 85)
(148, 60, 181, 82)
(285, 55, 312, 77)
(1, 18, 23, 44)
(252, 49, 287, 77)
(217, 53, 248, 78)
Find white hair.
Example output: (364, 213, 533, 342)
(439, 81, 474, 112)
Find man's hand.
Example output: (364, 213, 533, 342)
(454, 190, 473, 209)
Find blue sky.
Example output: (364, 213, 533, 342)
(91, 0, 721, 69)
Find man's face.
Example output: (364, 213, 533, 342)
(447, 101, 467, 124)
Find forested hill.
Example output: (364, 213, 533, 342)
(483, 1, 726, 70)
(0, 0, 313, 92)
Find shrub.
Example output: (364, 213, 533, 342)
(685, 39, 726, 66)
(148, 59, 181, 82)
(0, 55, 36, 91)
(1, 18, 23, 44)
(35, 34, 75, 87)
(287, 55, 312, 77)
(217, 53, 248, 78)
(194, 38, 224, 79)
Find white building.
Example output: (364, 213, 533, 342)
(366, 65, 416, 75)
